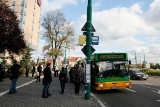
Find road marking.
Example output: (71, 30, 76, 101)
(145, 83, 153, 85)
(140, 85, 159, 91)
(0, 79, 36, 97)
(156, 100, 160, 102)
(153, 90, 160, 94)
(145, 83, 160, 87)
(91, 93, 106, 107)
(125, 88, 136, 92)
(140, 85, 160, 94)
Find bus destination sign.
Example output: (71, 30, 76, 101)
(98, 53, 127, 61)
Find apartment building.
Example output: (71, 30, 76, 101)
(5, 0, 41, 49)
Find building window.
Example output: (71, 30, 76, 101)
(12, 1, 16, 6)
(11, 1, 16, 11)
(21, 1, 25, 6)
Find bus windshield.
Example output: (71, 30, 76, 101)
(97, 61, 128, 78)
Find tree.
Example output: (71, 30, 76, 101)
(20, 47, 32, 68)
(41, 9, 75, 69)
(0, 2, 26, 54)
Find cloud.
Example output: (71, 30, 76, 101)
(145, 0, 160, 31)
(41, 0, 79, 15)
(75, 1, 160, 63)
(93, 1, 103, 10)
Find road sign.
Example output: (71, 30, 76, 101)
(78, 35, 86, 45)
(81, 45, 95, 56)
(81, 22, 96, 32)
(91, 36, 99, 45)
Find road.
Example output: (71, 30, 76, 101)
(92, 76, 160, 107)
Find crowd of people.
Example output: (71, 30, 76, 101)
(0, 59, 86, 98)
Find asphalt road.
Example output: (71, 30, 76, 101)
(92, 76, 160, 107)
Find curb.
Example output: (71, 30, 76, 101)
(91, 93, 106, 107)
(81, 84, 106, 107)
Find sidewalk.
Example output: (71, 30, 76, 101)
(0, 76, 35, 94)
(0, 75, 102, 107)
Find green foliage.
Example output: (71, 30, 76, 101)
(20, 47, 32, 68)
(146, 71, 160, 76)
(150, 63, 160, 69)
(140, 68, 160, 76)
(42, 9, 75, 68)
(0, 2, 26, 54)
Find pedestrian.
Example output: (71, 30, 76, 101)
(54, 65, 59, 77)
(80, 63, 85, 84)
(0, 60, 7, 82)
(74, 65, 81, 94)
(59, 67, 67, 94)
(37, 64, 42, 82)
(42, 63, 52, 98)
(69, 67, 74, 83)
(25, 64, 29, 77)
(8, 60, 21, 94)
(32, 63, 36, 78)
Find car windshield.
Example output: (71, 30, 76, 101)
(132, 70, 141, 73)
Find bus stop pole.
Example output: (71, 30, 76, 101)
(85, 0, 92, 100)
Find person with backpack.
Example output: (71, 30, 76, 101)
(59, 67, 67, 94)
(74, 65, 81, 94)
(8, 60, 21, 94)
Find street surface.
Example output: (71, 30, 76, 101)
(0, 76, 101, 107)
(92, 76, 160, 107)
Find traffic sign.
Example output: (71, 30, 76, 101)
(81, 22, 96, 32)
(91, 36, 99, 45)
(78, 35, 86, 45)
(81, 45, 95, 56)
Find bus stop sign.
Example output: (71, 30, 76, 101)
(81, 45, 95, 57)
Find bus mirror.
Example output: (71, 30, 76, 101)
(129, 60, 131, 65)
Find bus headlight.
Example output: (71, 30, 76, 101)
(99, 84, 103, 88)
(125, 83, 130, 86)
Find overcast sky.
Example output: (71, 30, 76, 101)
(35, 0, 160, 64)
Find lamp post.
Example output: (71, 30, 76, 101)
(64, 46, 67, 67)
(85, 0, 92, 100)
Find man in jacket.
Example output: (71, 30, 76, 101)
(42, 63, 52, 98)
(8, 60, 21, 94)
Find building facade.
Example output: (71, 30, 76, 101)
(6, 0, 41, 49)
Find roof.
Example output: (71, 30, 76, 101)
(69, 57, 82, 62)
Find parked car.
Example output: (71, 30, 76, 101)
(129, 70, 149, 80)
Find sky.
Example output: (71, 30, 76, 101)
(35, 0, 160, 64)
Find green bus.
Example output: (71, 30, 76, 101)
(91, 52, 132, 90)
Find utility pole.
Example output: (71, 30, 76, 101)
(85, 0, 92, 100)
(135, 52, 137, 69)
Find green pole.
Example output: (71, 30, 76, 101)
(85, 0, 92, 100)
(64, 46, 67, 67)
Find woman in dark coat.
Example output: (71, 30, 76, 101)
(37, 64, 42, 82)
(42, 63, 52, 98)
(59, 67, 67, 94)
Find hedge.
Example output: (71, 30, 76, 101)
(140, 68, 160, 76)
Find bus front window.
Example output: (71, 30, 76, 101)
(96, 62, 128, 78)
